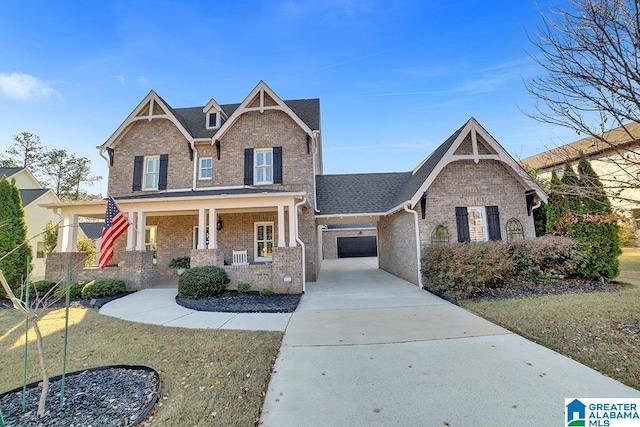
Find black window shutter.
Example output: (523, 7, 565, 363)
(487, 205, 502, 241)
(455, 207, 470, 242)
(158, 154, 169, 190)
(273, 146, 283, 184)
(244, 148, 254, 185)
(132, 156, 143, 191)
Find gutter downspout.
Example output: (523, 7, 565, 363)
(192, 146, 199, 190)
(404, 204, 424, 289)
(294, 196, 307, 292)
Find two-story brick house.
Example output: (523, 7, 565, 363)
(44, 81, 546, 293)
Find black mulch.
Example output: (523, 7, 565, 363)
(176, 291, 301, 313)
(0, 366, 160, 427)
(0, 292, 136, 311)
(461, 279, 626, 302)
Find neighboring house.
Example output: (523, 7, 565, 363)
(44, 81, 545, 291)
(521, 122, 640, 220)
(0, 167, 61, 280)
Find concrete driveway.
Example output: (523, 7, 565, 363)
(260, 258, 639, 426)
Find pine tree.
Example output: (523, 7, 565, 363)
(0, 177, 33, 298)
(545, 170, 564, 234)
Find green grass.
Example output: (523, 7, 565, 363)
(461, 248, 640, 390)
(0, 308, 282, 426)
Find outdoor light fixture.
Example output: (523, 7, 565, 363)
(217, 218, 223, 230)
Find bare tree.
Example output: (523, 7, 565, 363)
(525, 0, 640, 207)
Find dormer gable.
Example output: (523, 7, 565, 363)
(203, 98, 228, 130)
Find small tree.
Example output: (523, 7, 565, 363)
(42, 220, 59, 254)
(77, 237, 97, 267)
(0, 177, 32, 297)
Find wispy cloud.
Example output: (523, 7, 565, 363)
(394, 64, 451, 78)
(136, 76, 149, 86)
(0, 72, 59, 101)
(115, 75, 126, 85)
(474, 56, 533, 73)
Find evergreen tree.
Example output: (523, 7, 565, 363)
(0, 177, 32, 298)
(545, 170, 564, 234)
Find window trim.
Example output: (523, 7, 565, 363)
(254, 222, 274, 262)
(145, 225, 157, 252)
(143, 155, 160, 190)
(199, 157, 213, 180)
(206, 112, 219, 129)
(254, 148, 274, 185)
(467, 206, 487, 242)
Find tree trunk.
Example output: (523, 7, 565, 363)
(32, 319, 49, 417)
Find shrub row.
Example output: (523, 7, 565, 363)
(421, 235, 585, 300)
(178, 266, 230, 298)
(2, 278, 127, 301)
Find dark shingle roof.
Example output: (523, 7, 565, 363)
(171, 99, 320, 140)
(19, 188, 48, 207)
(316, 173, 411, 215)
(79, 222, 104, 239)
(0, 167, 23, 178)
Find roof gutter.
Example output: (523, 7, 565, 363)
(403, 203, 423, 289)
(294, 196, 307, 292)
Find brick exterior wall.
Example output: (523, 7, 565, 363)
(45, 251, 154, 291)
(378, 210, 419, 285)
(322, 228, 377, 259)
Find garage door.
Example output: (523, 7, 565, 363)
(337, 236, 377, 258)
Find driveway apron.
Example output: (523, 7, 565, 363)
(260, 258, 639, 426)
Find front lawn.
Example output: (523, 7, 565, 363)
(461, 248, 640, 390)
(0, 307, 282, 426)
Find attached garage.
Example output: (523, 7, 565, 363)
(337, 236, 377, 258)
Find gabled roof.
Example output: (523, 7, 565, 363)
(79, 222, 104, 239)
(0, 167, 22, 178)
(99, 82, 321, 149)
(19, 188, 49, 207)
(316, 118, 547, 217)
(521, 121, 640, 170)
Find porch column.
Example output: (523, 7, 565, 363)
(197, 208, 207, 249)
(277, 204, 286, 247)
(135, 211, 146, 251)
(288, 202, 296, 247)
(208, 207, 217, 249)
(59, 213, 78, 252)
(126, 210, 136, 250)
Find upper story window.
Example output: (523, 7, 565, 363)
(255, 149, 273, 185)
(144, 156, 160, 190)
(199, 157, 213, 180)
(206, 112, 219, 129)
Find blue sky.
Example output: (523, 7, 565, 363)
(0, 0, 576, 195)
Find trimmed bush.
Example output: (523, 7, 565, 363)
(81, 279, 126, 298)
(178, 266, 230, 298)
(237, 283, 251, 293)
(259, 288, 274, 297)
(54, 281, 90, 299)
(421, 237, 585, 300)
(31, 280, 59, 297)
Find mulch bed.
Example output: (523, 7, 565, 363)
(0, 292, 135, 311)
(462, 279, 625, 301)
(176, 291, 301, 313)
(0, 366, 160, 427)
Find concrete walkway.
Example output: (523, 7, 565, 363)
(99, 288, 291, 331)
(260, 258, 640, 426)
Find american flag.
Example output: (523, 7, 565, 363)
(98, 196, 129, 269)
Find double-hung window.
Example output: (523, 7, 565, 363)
(143, 156, 160, 190)
(255, 222, 274, 262)
(467, 207, 487, 242)
(199, 157, 213, 180)
(254, 149, 273, 185)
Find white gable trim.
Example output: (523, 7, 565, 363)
(408, 118, 547, 207)
(98, 90, 194, 152)
(213, 81, 314, 142)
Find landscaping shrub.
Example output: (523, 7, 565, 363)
(178, 266, 230, 298)
(237, 283, 251, 293)
(81, 279, 126, 298)
(31, 280, 59, 297)
(54, 281, 90, 299)
(259, 288, 274, 297)
(421, 237, 586, 300)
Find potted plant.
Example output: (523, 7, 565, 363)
(168, 256, 190, 275)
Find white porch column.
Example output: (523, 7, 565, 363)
(277, 204, 286, 247)
(58, 213, 73, 252)
(126, 210, 136, 251)
(197, 208, 207, 249)
(68, 215, 78, 252)
(288, 202, 296, 247)
(208, 208, 217, 249)
(135, 211, 146, 251)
